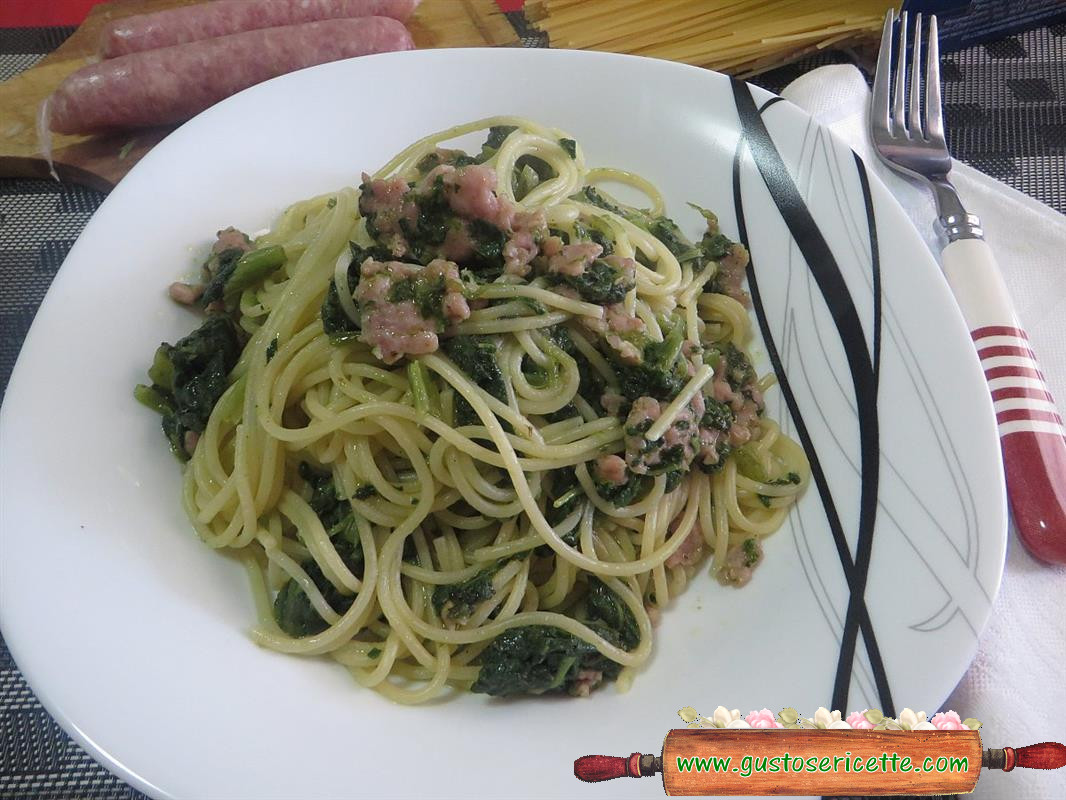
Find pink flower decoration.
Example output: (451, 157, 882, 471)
(746, 709, 783, 729)
(930, 711, 968, 731)
(846, 711, 876, 730)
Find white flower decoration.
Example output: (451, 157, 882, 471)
(897, 708, 929, 731)
(711, 706, 742, 728)
(803, 707, 847, 729)
(676, 706, 971, 732)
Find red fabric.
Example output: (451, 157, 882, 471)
(0, 0, 102, 27)
(0, 0, 525, 28)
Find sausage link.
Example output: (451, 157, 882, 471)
(50, 17, 414, 134)
(101, 0, 419, 57)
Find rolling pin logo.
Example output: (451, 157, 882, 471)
(573, 706, 1066, 795)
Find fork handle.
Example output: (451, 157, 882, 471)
(942, 237, 1066, 564)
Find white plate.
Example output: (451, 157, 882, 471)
(0, 49, 1006, 800)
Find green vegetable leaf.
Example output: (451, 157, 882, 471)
(389, 272, 447, 324)
(139, 316, 243, 459)
(647, 217, 701, 263)
(479, 125, 518, 161)
(353, 484, 377, 500)
(467, 219, 508, 275)
(594, 468, 651, 507)
(586, 578, 640, 650)
(134, 383, 173, 415)
(471, 625, 622, 697)
(742, 538, 761, 567)
(432, 565, 500, 623)
(199, 247, 244, 307)
(221, 245, 286, 305)
(732, 444, 769, 482)
(273, 557, 355, 638)
(573, 186, 626, 216)
(442, 336, 506, 426)
(550, 258, 634, 305)
(701, 398, 734, 432)
(702, 232, 734, 263)
(512, 163, 541, 201)
(273, 465, 366, 637)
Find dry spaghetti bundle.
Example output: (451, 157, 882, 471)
(527, 0, 898, 76)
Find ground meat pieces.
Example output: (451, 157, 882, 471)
(622, 397, 659, 474)
(212, 226, 252, 254)
(718, 538, 763, 587)
(540, 235, 564, 258)
(600, 391, 626, 417)
(605, 334, 642, 365)
(729, 397, 761, 447)
(601, 254, 637, 286)
(623, 393, 703, 476)
(605, 304, 643, 333)
(363, 163, 553, 275)
(706, 355, 763, 452)
(714, 242, 751, 306)
(698, 426, 726, 467)
(355, 258, 469, 364)
(503, 230, 538, 276)
(573, 300, 644, 364)
(594, 454, 628, 486)
(359, 293, 438, 364)
(570, 669, 604, 698)
(547, 242, 602, 276)
(168, 282, 203, 305)
(440, 225, 474, 262)
(666, 525, 705, 568)
(443, 164, 514, 228)
(359, 173, 417, 257)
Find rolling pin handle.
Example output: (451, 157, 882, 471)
(1013, 742, 1066, 770)
(574, 753, 654, 782)
(985, 743, 1066, 771)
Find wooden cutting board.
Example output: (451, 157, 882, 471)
(0, 0, 519, 192)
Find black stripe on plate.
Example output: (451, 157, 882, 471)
(731, 81, 891, 716)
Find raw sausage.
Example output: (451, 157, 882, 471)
(101, 0, 420, 57)
(48, 18, 414, 134)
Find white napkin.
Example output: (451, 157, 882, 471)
(781, 65, 1066, 800)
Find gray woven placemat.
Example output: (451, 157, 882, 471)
(1, 18, 1065, 800)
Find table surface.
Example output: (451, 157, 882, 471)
(1, 15, 1065, 800)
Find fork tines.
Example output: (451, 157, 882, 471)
(872, 10, 945, 147)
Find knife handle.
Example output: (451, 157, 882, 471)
(941, 237, 1066, 564)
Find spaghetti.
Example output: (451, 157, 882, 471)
(136, 117, 808, 703)
(527, 0, 897, 77)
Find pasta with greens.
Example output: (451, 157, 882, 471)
(135, 117, 808, 703)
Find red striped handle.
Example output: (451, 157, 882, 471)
(942, 237, 1066, 565)
(973, 325, 1066, 564)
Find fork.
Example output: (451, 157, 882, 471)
(871, 10, 1066, 565)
